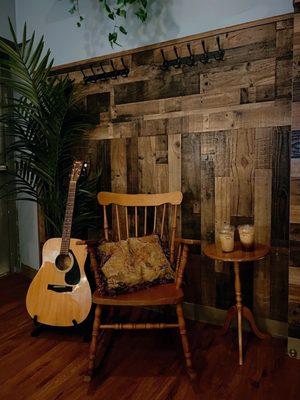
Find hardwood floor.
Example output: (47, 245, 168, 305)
(0, 274, 299, 400)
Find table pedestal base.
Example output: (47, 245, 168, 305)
(221, 305, 271, 340)
(203, 243, 271, 365)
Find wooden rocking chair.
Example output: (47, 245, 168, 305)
(84, 191, 199, 381)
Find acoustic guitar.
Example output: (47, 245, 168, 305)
(26, 161, 92, 327)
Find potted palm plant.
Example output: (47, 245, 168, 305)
(0, 21, 98, 241)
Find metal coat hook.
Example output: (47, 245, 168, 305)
(80, 67, 88, 83)
(173, 46, 181, 68)
(90, 65, 97, 82)
(99, 62, 108, 80)
(110, 60, 118, 79)
(160, 49, 169, 70)
(65, 74, 75, 84)
(200, 40, 209, 64)
(214, 36, 225, 61)
(186, 43, 195, 66)
(121, 57, 129, 77)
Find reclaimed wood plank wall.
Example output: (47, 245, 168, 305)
(289, 0, 300, 358)
(53, 14, 293, 325)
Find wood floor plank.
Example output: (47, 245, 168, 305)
(0, 274, 299, 400)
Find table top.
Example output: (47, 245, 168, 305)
(203, 242, 270, 263)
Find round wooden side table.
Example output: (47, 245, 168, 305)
(203, 242, 271, 366)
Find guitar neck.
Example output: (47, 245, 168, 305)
(60, 180, 77, 255)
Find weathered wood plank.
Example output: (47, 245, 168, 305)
(200, 134, 215, 248)
(290, 177, 300, 224)
(181, 133, 201, 241)
(114, 71, 200, 105)
(140, 116, 184, 136)
(168, 134, 181, 209)
(105, 99, 291, 140)
(276, 59, 292, 99)
(254, 169, 272, 244)
(126, 137, 139, 194)
(215, 131, 231, 177)
(110, 139, 127, 193)
(206, 99, 290, 131)
(215, 177, 231, 245)
(253, 168, 272, 318)
(255, 127, 273, 169)
(271, 126, 290, 247)
(138, 136, 156, 194)
(115, 90, 241, 119)
(87, 93, 108, 124)
(290, 222, 300, 268)
(98, 140, 112, 193)
(111, 138, 127, 239)
(230, 129, 255, 218)
(200, 58, 275, 95)
(113, 120, 139, 138)
(253, 256, 271, 318)
(270, 251, 288, 321)
(276, 26, 293, 58)
(256, 129, 273, 312)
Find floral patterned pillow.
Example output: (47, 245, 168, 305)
(97, 235, 175, 296)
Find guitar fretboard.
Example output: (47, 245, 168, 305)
(60, 181, 77, 255)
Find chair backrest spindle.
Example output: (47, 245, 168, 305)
(160, 203, 166, 238)
(103, 205, 109, 240)
(153, 206, 157, 234)
(170, 204, 177, 264)
(134, 206, 138, 237)
(144, 206, 147, 236)
(125, 206, 129, 238)
(115, 204, 121, 241)
(98, 192, 182, 256)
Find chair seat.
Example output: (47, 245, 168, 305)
(93, 283, 184, 306)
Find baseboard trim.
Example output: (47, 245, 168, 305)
(183, 302, 288, 339)
(21, 263, 37, 280)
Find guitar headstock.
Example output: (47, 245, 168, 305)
(70, 160, 85, 182)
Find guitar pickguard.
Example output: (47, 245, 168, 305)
(65, 250, 81, 285)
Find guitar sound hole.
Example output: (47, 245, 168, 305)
(55, 254, 73, 271)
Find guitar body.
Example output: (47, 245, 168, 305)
(26, 238, 92, 327)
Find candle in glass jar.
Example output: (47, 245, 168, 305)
(219, 225, 235, 252)
(238, 224, 254, 251)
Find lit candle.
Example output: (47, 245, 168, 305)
(238, 224, 254, 251)
(219, 225, 235, 252)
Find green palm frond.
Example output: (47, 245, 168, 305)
(0, 20, 98, 239)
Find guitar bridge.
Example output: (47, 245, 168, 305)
(47, 284, 73, 293)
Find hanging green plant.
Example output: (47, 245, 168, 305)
(67, 0, 151, 47)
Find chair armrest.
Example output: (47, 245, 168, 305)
(76, 239, 102, 246)
(175, 238, 201, 246)
(174, 238, 201, 289)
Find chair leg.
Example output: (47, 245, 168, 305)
(176, 303, 196, 380)
(84, 304, 102, 382)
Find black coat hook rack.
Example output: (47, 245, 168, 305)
(160, 36, 225, 70)
(80, 57, 129, 84)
